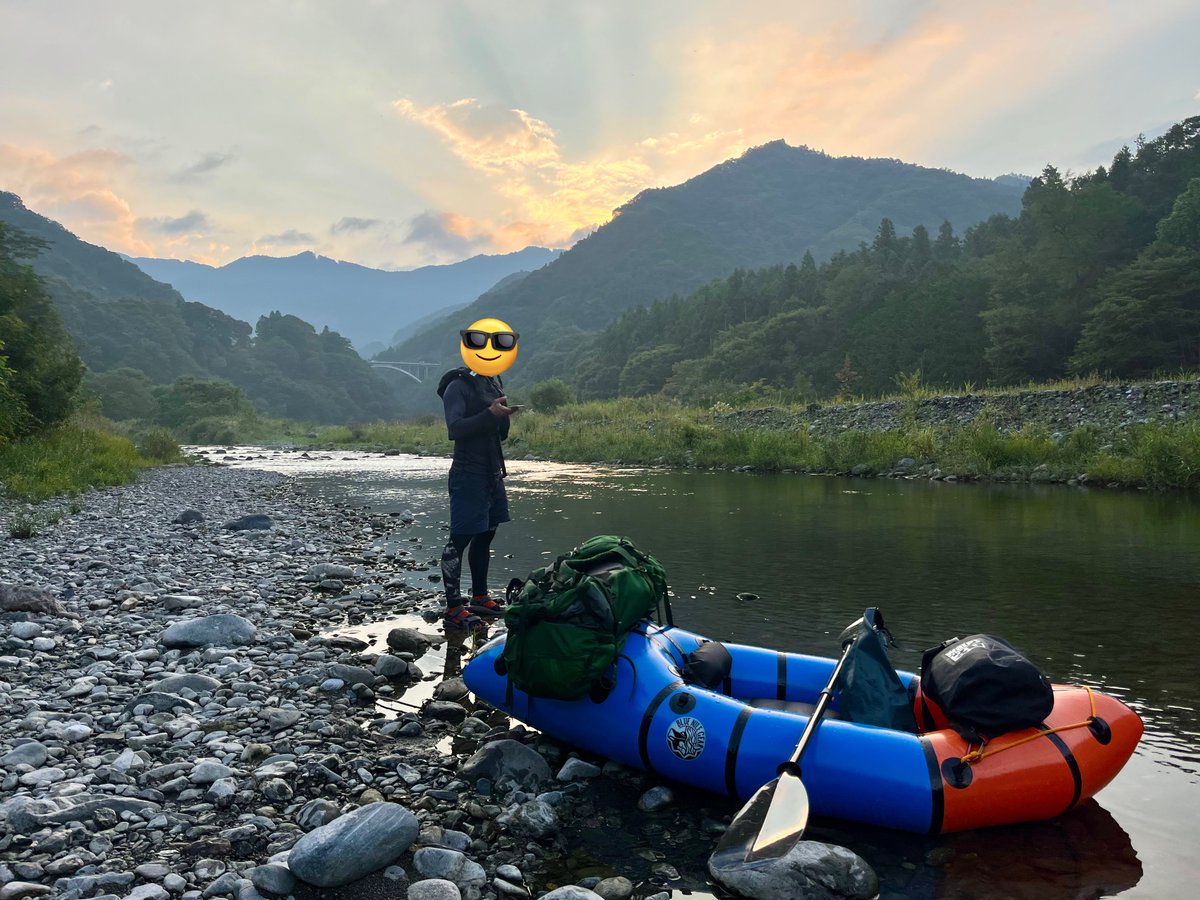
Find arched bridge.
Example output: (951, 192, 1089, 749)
(369, 360, 440, 383)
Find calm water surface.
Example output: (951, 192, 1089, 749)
(214, 448, 1200, 899)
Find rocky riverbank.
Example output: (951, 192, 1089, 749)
(714, 380, 1200, 437)
(0, 465, 727, 900)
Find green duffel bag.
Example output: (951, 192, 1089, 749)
(501, 535, 669, 701)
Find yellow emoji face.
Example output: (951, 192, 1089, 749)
(459, 317, 518, 377)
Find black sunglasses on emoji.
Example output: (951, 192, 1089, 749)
(460, 330, 519, 351)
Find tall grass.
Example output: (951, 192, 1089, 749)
(0, 422, 162, 502)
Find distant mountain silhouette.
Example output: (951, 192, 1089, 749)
(384, 140, 1027, 404)
(129, 247, 560, 351)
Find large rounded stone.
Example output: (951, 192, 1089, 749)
(708, 838, 879, 900)
(287, 801, 419, 887)
(385, 627, 430, 655)
(160, 614, 257, 648)
(305, 563, 354, 581)
(122, 692, 198, 716)
(375, 655, 410, 679)
(328, 663, 375, 688)
(153, 673, 222, 694)
(2, 741, 49, 768)
(460, 740, 550, 792)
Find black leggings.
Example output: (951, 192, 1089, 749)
(441, 529, 496, 606)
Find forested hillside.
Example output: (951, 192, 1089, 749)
(578, 118, 1200, 402)
(0, 222, 84, 443)
(380, 141, 1026, 402)
(0, 193, 397, 423)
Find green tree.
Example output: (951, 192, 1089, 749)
(153, 376, 257, 427)
(528, 378, 575, 412)
(0, 222, 85, 436)
(1156, 178, 1200, 250)
(619, 345, 686, 396)
(89, 367, 158, 420)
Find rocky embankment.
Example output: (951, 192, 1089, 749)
(715, 380, 1200, 437)
(0, 466, 730, 900)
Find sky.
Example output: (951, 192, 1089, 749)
(2, 0, 1198, 270)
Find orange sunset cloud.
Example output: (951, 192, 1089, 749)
(0, 144, 154, 257)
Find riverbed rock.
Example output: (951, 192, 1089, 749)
(433, 676, 469, 701)
(286, 801, 419, 887)
(0, 883, 54, 899)
(557, 758, 602, 781)
(375, 654, 411, 678)
(708, 839, 879, 900)
(412, 848, 487, 898)
(305, 563, 355, 581)
(246, 863, 296, 897)
(386, 627, 431, 655)
(2, 741, 49, 768)
(122, 691, 198, 716)
(172, 509, 204, 524)
(1, 794, 161, 834)
(223, 513, 274, 530)
(295, 798, 343, 831)
(160, 613, 257, 647)
(328, 663, 376, 688)
(9, 621, 42, 639)
(408, 879, 463, 900)
(637, 786, 674, 811)
(0, 584, 77, 618)
(540, 888, 605, 900)
(594, 877, 635, 900)
(460, 740, 550, 792)
(496, 799, 558, 839)
(152, 673, 222, 693)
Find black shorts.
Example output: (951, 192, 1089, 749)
(448, 470, 510, 534)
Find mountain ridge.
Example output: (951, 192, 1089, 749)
(380, 139, 1029, 408)
(129, 245, 561, 351)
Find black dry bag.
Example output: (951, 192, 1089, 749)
(920, 634, 1053, 740)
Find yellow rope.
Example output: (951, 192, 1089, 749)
(959, 686, 1098, 766)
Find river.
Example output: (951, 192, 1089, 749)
(213, 447, 1200, 899)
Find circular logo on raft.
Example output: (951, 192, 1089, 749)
(666, 716, 706, 761)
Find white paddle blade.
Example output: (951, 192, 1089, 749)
(748, 770, 810, 858)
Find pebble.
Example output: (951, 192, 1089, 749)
(0, 462, 713, 900)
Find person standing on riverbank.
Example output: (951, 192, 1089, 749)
(437, 318, 521, 631)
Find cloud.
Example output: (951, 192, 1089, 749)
(257, 229, 315, 245)
(0, 143, 154, 255)
(171, 151, 234, 183)
(138, 209, 212, 235)
(330, 216, 383, 234)
(394, 97, 745, 250)
(403, 210, 492, 257)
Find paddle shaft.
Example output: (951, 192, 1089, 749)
(777, 636, 856, 779)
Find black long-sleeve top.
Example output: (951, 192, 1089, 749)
(442, 373, 509, 475)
